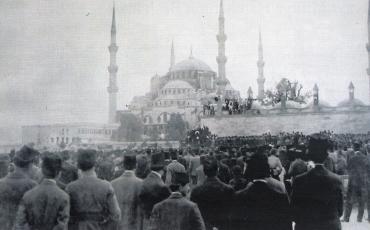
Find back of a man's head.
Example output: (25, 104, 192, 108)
(123, 154, 136, 170)
(42, 152, 62, 179)
(77, 149, 97, 171)
(307, 134, 329, 163)
(203, 156, 218, 177)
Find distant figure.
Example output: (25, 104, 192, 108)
(342, 142, 369, 222)
(291, 134, 343, 230)
(229, 165, 247, 191)
(149, 172, 205, 230)
(136, 153, 151, 179)
(66, 149, 121, 229)
(111, 153, 144, 230)
(188, 153, 201, 185)
(96, 154, 114, 181)
(139, 152, 171, 230)
(191, 156, 234, 230)
(195, 155, 207, 186)
(57, 150, 78, 190)
(14, 152, 70, 229)
(0, 153, 10, 178)
(0, 146, 38, 229)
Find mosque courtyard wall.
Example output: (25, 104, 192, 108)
(201, 110, 370, 137)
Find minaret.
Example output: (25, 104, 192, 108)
(107, 5, 119, 124)
(367, 0, 370, 102)
(170, 40, 175, 70)
(216, 0, 227, 82)
(257, 30, 266, 100)
(216, 0, 228, 115)
(349, 82, 355, 101)
(313, 84, 319, 107)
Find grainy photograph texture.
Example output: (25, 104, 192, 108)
(0, 0, 370, 230)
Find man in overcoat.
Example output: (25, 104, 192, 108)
(66, 149, 121, 230)
(0, 145, 38, 229)
(149, 172, 205, 230)
(139, 152, 170, 230)
(14, 152, 70, 230)
(112, 153, 144, 230)
(291, 134, 343, 230)
(190, 156, 234, 230)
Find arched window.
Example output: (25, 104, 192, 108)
(157, 116, 161, 123)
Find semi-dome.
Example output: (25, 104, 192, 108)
(162, 80, 194, 90)
(171, 57, 213, 72)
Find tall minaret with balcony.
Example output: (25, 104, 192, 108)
(216, 0, 228, 87)
(367, 0, 370, 103)
(216, 0, 228, 115)
(108, 6, 119, 123)
(170, 40, 175, 71)
(257, 30, 266, 101)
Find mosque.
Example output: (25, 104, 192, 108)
(107, 0, 370, 138)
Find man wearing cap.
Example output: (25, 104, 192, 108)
(291, 134, 343, 230)
(190, 156, 234, 230)
(14, 152, 70, 229)
(139, 152, 171, 230)
(342, 142, 369, 222)
(112, 153, 143, 230)
(66, 149, 121, 230)
(0, 146, 38, 229)
(149, 172, 205, 230)
(165, 151, 186, 185)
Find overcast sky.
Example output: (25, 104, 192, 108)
(0, 0, 369, 133)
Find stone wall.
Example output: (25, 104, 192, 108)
(201, 110, 370, 136)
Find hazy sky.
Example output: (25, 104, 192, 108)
(0, 0, 369, 131)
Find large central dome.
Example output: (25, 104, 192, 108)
(171, 57, 213, 72)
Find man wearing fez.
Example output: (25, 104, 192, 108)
(190, 156, 234, 230)
(291, 134, 343, 230)
(111, 153, 143, 230)
(149, 172, 205, 230)
(0, 146, 38, 229)
(139, 152, 171, 230)
(14, 152, 70, 229)
(66, 149, 121, 230)
(342, 142, 370, 222)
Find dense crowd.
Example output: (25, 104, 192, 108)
(0, 131, 370, 230)
(203, 97, 256, 116)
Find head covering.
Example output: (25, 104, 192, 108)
(77, 149, 97, 171)
(14, 145, 39, 163)
(172, 172, 189, 186)
(151, 152, 165, 171)
(307, 133, 329, 163)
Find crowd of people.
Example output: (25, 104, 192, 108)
(0, 131, 370, 230)
(203, 97, 256, 116)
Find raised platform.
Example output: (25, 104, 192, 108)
(201, 110, 370, 136)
